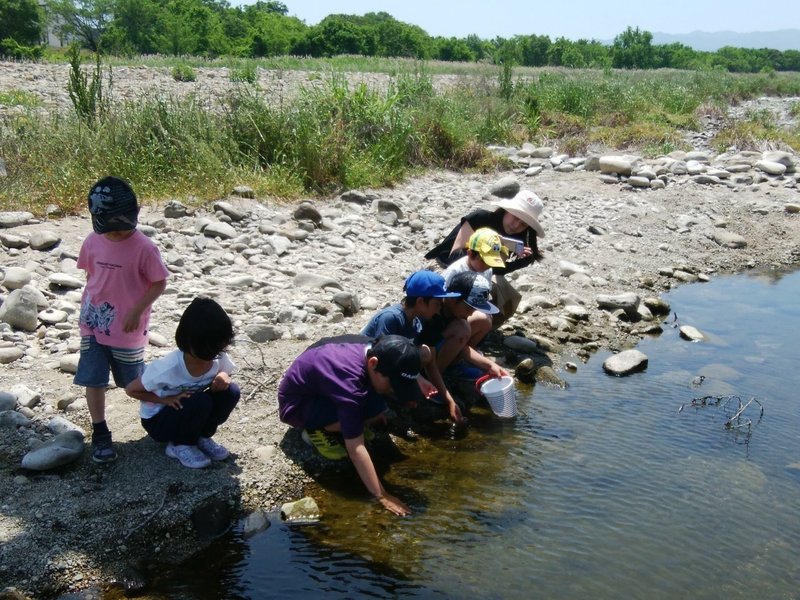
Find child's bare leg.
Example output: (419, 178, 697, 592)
(467, 312, 492, 348)
(86, 386, 106, 424)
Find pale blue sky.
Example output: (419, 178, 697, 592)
(235, 1, 800, 41)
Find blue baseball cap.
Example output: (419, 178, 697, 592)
(403, 270, 461, 298)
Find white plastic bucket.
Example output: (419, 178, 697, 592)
(479, 375, 517, 418)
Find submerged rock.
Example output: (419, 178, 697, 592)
(281, 496, 320, 523)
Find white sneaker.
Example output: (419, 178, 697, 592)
(197, 437, 230, 461)
(165, 442, 211, 469)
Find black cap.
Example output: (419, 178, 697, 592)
(445, 271, 499, 314)
(368, 335, 421, 401)
(88, 176, 139, 234)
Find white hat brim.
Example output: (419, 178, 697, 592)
(492, 200, 545, 238)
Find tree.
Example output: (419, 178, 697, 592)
(47, 0, 114, 51)
(611, 26, 655, 69)
(0, 0, 43, 45)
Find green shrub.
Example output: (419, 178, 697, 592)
(171, 64, 197, 82)
(0, 38, 43, 60)
(66, 45, 112, 126)
(229, 63, 258, 84)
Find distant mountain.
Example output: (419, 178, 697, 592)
(651, 29, 800, 52)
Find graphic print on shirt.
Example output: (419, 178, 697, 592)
(80, 298, 117, 336)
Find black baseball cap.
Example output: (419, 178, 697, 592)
(87, 176, 140, 234)
(446, 271, 499, 315)
(368, 335, 421, 401)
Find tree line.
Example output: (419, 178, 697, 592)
(2, 0, 800, 73)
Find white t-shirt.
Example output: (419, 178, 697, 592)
(442, 256, 493, 287)
(139, 349, 236, 419)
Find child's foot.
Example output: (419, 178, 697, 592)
(301, 429, 347, 460)
(91, 432, 118, 464)
(165, 442, 211, 469)
(197, 437, 230, 461)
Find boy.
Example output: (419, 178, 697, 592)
(442, 228, 508, 351)
(278, 334, 422, 516)
(418, 271, 507, 380)
(74, 176, 169, 463)
(361, 270, 464, 423)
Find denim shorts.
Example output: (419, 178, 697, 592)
(305, 392, 387, 431)
(73, 336, 145, 389)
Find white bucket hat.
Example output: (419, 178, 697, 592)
(491, 190, 545, 238)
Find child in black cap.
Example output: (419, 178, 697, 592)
(73, 176, 169, 463)
(278, 334, 422, 516)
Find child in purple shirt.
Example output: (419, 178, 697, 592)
(278, 334, 421, 516)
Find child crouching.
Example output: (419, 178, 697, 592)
(125, 297, 239, 469)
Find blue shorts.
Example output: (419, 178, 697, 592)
(73, 336, 145, 389)
(305, 393, 387, 432)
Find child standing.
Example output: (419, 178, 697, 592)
(74, 176, 169, 464)
(125, 297, 240, 469)
(278, 334, 422, 516)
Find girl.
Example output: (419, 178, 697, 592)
(126, 297, 239, 469)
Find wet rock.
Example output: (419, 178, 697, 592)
(242, 509, 271, 538)
(281, 496, 320, 523)
(679, 325, 705, 341)
(21, 430, 85, 470)
(0, 411, 31, 428)
(191, 498, 233, 540)
(535, 365, 566, 388)
(503, 335, 539, 354)
(603, 349, 648, 376)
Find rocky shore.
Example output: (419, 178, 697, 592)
(2, 77, 800, 596)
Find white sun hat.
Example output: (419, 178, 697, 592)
(491, 189, 545, 238)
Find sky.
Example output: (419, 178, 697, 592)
(235, 0, 800, 41)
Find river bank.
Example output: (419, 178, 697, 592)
(2, 118, 800, 597)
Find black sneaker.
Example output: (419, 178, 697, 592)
(91, 432, 118, 464)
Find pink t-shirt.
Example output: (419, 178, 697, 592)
(77, 230, 169, 349)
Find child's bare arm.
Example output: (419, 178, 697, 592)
(210, 371, 232, 391)
(345, 437, 410, 516)
(125, 377, 187, 409)
(122, 279, 168, 332)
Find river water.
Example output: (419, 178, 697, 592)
(149, 269, 800, 599)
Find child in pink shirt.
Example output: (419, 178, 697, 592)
(73, 176, 169, 464)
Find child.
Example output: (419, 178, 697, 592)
(73, 176, 169, 464)
(278, 334, 422, 516)
(125, 297, 240, 469)
(361, 270, 464, 423)
(442, 228, 508, 351)
(418, 270, 507, 380)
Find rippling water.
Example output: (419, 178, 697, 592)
(150, 269, 800, 600)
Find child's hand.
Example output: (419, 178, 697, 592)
(417, 375, 437, 399)
(210, 372, 231, 391)
(377, 493, 411, 516)
(487, 363, 508, 378)
(122, 310, 142, 332)
(164, 391, 190, 410)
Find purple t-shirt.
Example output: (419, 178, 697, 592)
(277, 336, 384, 440)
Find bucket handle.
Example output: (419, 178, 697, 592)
(475, 373, 497, 393)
